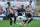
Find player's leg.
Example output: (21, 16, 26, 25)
(18, 16, 23, 27)
(10, 13, 16, 24)
(23, 20, 26, 27)
(19, 16, 25, 27)
(7, 14, 12, 27)
(25, 18, 28, 23)
(21, 16, 26, 27)
(9, 14, 12, 26)
(10, 17, 12, 26)
(9, 17, 12, 27)
(25, 14, 28, 23)
(28, 17, 33, 24)
(14, 16, 16, 24)
(27, 13, 33, 24)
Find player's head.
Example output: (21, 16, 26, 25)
(21, 5, 24, 8)
(30, 1, 32, 5)
(7, 2, 10, 6)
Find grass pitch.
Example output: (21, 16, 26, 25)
(0, 20, 40, 27)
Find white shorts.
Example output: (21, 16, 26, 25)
(18, 16, 24, 18)
(18, 16, 25, 21)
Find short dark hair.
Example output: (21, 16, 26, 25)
(30, 1, 32, 2)
(7, 2, 10, 4)
(21, 5, 24, 7)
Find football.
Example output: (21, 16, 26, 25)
(18, 23, 22, 27)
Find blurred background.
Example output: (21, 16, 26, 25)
(0, 0, 40, 20)
(0, 0, 36, 16)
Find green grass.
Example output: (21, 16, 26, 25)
(0, 20, 40, 27)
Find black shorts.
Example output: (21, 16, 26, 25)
(7, 13, 15, 18)
(26, 13, 32, 18)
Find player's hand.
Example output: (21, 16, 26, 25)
(26, 10, 29, 12)
(14, 10, 16, 13)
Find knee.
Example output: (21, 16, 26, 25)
(10, 18, 12, 21)
(26, 18, 28, 20)
(31, 17, 33, 19)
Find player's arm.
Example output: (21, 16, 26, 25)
(11, 7, 18, 10)
(11, 8, 20, 13)
(16, 9, 20, 12)
(6, 6, 10, 10)
(5, 5, 8, 9)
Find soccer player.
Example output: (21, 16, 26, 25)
(6, 2, 16, 27)
(17, 5, 25, 27)
(25, 1, 33, 24)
